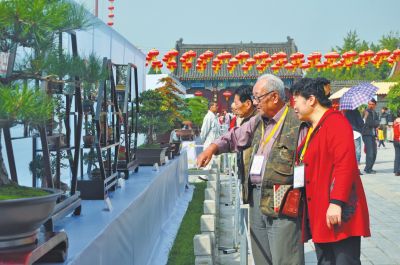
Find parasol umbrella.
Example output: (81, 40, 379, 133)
(339, 83, 378, 110)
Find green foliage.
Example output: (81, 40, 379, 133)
(0, 0, 89, 52)
(386, 82, 400, 112)
(137, 90, 172, 144)
(167, 182, 207, 265)
(82, 149, 99, 169)
(181, 97, 209, 127)
(0, 84, 54, 126)
(306, 30, 399, 81)
(138, 78, 186, 144)
(148, 67, 162, 75)
(0, 184, 49, 200)
(156, 77, 186, 124)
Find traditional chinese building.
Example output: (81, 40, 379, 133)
(173, 37, 303, 111)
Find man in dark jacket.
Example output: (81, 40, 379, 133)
(233, 85, 257, 204)
(345, 108, 364, 175)
(362, 99, 380, 174)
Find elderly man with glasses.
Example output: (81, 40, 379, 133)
(197, 74, 305, 265)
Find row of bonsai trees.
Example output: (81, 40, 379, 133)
(0, 0, 209, 191)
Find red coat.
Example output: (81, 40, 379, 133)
(301, 109, 370, 243)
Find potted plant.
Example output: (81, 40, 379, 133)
(81, 53, 106, 113)
(0, 0, 89, 248)
(82, 149, 102, 179)
(0, 84, 61, 247)
(83, 120, 95, 147)
(137, 77, 183, 165)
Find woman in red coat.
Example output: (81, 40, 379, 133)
(290, 78, 370, 265)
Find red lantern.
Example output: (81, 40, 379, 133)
(241, 64, 249, 74)
(270, 64, 280, 73)
(222, 90, 233, 102)
(284, 63, 295, 72)
(148, 49, 159, 58)
(194, 90, 203, 97)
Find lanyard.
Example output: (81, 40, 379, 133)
(299, 127, 314, 162)
(260, 106, 289, 150)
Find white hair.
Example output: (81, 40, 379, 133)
(257, 74, 286, 101)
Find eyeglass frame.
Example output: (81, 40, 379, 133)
(251, 90, 275, 103)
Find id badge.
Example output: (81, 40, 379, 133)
(250, 155, 265, 175)
(293, 165, 305, 188)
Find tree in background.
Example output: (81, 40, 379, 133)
(181, 96, 209, 128)
(306, 30, 399, 80)
(387, 72, 400, 112)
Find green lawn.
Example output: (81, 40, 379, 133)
(167, 181, 207, 265)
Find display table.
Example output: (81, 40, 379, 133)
(49, 151, 188, 265)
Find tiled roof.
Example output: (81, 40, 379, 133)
(330, 80, 369, 95)
(173, 37, 302, 81)
(372, 81, 398, 95)
(329, 87, 350, 100)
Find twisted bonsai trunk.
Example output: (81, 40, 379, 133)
(0, 129, 11, 186)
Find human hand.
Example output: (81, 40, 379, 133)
(196, 144, 218, 168)
(326, 203, 342, 229)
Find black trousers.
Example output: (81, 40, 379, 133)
(314, 236, 361, 265)
(394, 141, 400, 173)
(362, 135, 377, 171)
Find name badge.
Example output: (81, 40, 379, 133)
(250, 155, 266, 182)
(293, 165, 305, 188)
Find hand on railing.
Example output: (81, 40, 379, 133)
(196, 143, 219, 168)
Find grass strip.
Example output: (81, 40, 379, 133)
(167, 181, 207, 265)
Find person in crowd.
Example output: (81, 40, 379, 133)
(362, 99, 380, 174)
(229, 102, 237, 130)
(197, 74, 305, 265)
(290, 78, 370, 265)
(199, 101, 219, 175)
(380, 107, 389, 140)
(387, 109, 395, 142)
(377, 125, 386, 148)
(344, 108, 365, 172)
(393, 108, 400, 176)
(233, 84, 257, 204)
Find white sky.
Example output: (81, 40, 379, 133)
(75, 0, 399, 56)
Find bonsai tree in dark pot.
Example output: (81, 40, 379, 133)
(136, 77, 185, 165)
(0, 84, 62, 248)
(0, 0, 88, 248)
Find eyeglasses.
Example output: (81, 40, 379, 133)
(251, 91, 274, 103)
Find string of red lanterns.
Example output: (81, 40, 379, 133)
(146, 48, 400, 74)
(107, 0, 115, 26)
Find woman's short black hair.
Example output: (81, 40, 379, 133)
(290, 78, 332, 108)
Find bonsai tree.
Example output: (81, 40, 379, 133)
(0, 0, 89, 84)
(137, 77, 186, 145)
(29, 152, 70, 190)
(0, 0, 89, 188)
(0, 84, 54, 186)
(137, 90, 170, 145)
(155, 77, 186, 127)
(82, 53, 106, 101)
